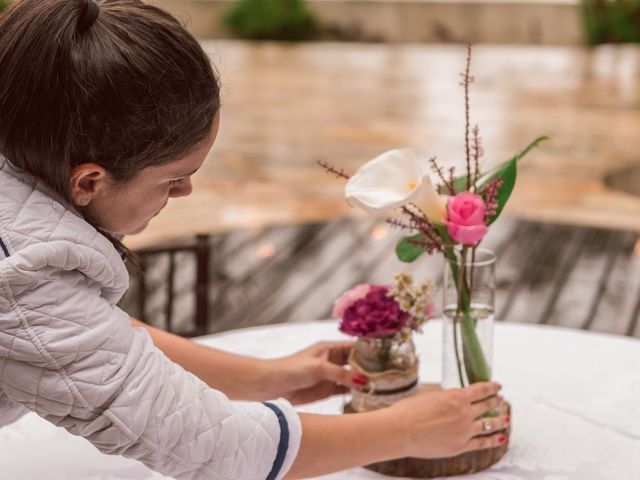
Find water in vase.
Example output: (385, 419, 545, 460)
(442, 303, 494, 390)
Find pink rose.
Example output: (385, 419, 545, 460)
(332, 284, 374, 318)
(444, 192, 488, 245)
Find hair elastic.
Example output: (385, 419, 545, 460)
(77, 0, 100, 33)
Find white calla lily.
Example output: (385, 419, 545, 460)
(345, 149, 447, 224)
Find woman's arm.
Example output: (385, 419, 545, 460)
(131, 318, 360, 402)
(287, 382, 507, 479)
(132, 319, 508, 478)
(2, 258, 301, 480)
(131, 318, 274, 400)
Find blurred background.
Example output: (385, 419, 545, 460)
(148, 0, 639, 45)
(4, 0, 637, 338)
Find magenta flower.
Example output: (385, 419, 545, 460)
(339, 286, 409, 338)
(444, 192, 488, 245)
(332, 284, 373, 319)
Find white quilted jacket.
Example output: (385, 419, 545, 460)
(0, 159, 302, 479)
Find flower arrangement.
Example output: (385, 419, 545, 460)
(335, 274, 434, 410)
(322, 45, 548, 388)
(334, 273, 435, 340)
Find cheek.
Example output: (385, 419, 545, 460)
(147, 189, 171, 215)
(122, 187, 168, 218)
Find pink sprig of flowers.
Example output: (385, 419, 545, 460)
(482, 178, 503, 220)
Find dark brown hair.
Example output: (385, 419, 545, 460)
(0, 0, 220, 208)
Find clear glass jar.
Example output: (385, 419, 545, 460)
(442, 248, 496, 389)
(350, 335, 419, 412)
(353, 335, 417, 372)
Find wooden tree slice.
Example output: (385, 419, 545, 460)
(343, 384, 511, 478)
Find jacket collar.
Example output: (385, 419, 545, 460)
(0, 157, 130, 302)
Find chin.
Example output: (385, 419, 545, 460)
(111, 220, 149, 237)
(127, 222, 150, 236)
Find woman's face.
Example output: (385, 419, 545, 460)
(84, 117, 220, 236)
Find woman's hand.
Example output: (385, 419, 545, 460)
(133, 319, 362, 403)
(288, 381, 507, 478)
(389, 381, 508, 459)
(266, 341, 363, 405)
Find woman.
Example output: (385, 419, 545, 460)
(0, 1, 507, 478)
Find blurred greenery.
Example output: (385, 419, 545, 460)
(582, 0, 640, 44)
(0, 0, 9, 12)
(223, 0, 318, 41)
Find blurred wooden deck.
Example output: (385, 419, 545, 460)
(120, 41, 640, 338)
(122, 216, 640, 339)
(127, 41, 640, 251)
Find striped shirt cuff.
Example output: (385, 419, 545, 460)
(263, 399, 301, 480)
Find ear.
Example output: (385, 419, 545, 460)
(69, 163, 109, 207)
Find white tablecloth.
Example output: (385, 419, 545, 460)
(1, 320, 640, 480)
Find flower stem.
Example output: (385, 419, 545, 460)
(453, 248, 467, 387)
(445, 245, 492, 385)
(452, 322, 465, 386)
(378, 337, 393, 369)
(463, 44, 472, 191)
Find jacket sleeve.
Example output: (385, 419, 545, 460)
(0, 255, 302, 480)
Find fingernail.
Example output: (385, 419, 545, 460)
(352, 374, 368, 386)
(505, 416, 510, 424)
(499, 435, 507, 443)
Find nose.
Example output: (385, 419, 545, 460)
(170, 178, 193, 198)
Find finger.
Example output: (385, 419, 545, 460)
(333, 384, 349, 395)
(320, 380, 350, 396)
(465, 381, 502, 403)
(473, 415, 509, 436)
(324, 341, 356, 351)
(470, 395, 504, 419)
(308, 341, 352, 355)
(462, 432, 508, 453)
(319, 362, 364, 388)
(325, 342, 355, 365)
(313, 340, 353, 350)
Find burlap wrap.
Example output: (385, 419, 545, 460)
(348, 349, 419, 412)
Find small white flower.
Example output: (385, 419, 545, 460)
(345, 149, 447, 223)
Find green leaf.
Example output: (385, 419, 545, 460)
(510, 135, 550, 165)
(396, 234, 426, 263)
(481, 135, 549, 225)
(441, 135, 549, 197)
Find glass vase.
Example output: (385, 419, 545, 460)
(442, 248, 496, 390)
(350, 335, 419, 412)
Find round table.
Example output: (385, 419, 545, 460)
(1, 321, 640, 479)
